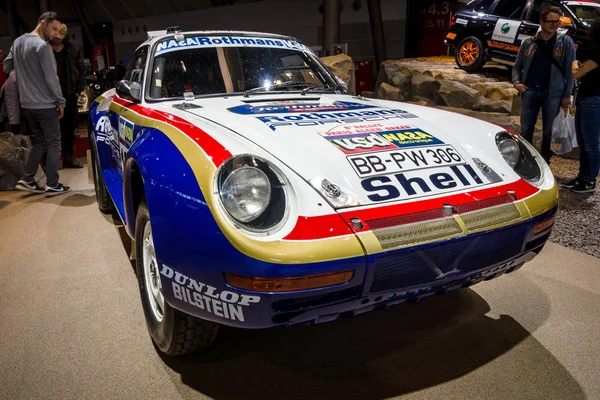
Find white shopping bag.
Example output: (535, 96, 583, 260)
(551, 108, 577, 155)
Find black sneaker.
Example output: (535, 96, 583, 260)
(571, 181, 596, 194)
(560, 177, 581, 189)
(45, 183, 72, 197)
(15, 179, 45, 194)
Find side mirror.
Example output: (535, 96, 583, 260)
(116, 80, 142, 102)
(335, 76, 348, 93)
(559, 16, 572, 28)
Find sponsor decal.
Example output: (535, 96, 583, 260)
(161, 265, 260, 322)
(487, 40, 520, 52)
(376, 127, 443, 148)
(94, 115, 115, 142)
(155, 36, 309, 55)
(348, 144, 465, 178)
(491, 19, 520, 43)
(256, 109, 418, 131)
(361, 164, 485, 202)
(456, 18, 468, 25)
(327, 133, 399, 154)
(228, 101, 375, 115)
(118, 118, 134, 147)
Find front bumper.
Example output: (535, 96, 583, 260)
(161, 207, 556, 329)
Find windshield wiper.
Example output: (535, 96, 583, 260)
(300, 84, 335, 95)
(243, 81, 312, 97)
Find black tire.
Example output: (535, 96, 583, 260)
(135, 200, 219, 355)
(88, 128, 115, 214)
(455, 36, 486, 72)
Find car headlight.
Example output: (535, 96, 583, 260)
(221, 166, 271, 222)
(216, 155, 288, 232)
(495, 131, 542, 184)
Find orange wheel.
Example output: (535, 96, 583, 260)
(455, 36, 485, 72)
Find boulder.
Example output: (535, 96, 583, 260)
(0, 132, 30, 190)
(412, 73, 441, 104)
(468, 81, 515, 96)
(391, 71, 412, 100)
(511, 94, 522, 116)
(377, 82, 403, 102)
(487, 87, 518, 101)
(374, 60, 402, 92)
(437, 80, 481, 109)
(474, 96, 511, 113)
(322, 54, 356, 95)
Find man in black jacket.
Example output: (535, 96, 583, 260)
(51, 23, 85, 168)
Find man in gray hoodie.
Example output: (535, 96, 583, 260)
(4, 11, 71, 196)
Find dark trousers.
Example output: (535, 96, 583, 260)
(575, 95, 600, 183)
(60, 93, 79, 158)
(519, 87, 562, 163)
(22, 108, 61, 187)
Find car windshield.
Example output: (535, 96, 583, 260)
(148, 35, 333, 99)
(567, 4, 600, 27)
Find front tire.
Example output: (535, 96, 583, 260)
(88, 125, 115, 214)
(135, 200, 219, 355)
(455, 36, 486, 72)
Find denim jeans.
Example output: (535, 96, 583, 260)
(520, 87, 563, 163)
(575, 95, 600, 183)
(22, 108, 61, 187)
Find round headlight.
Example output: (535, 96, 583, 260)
(498, 138, 521, 168)
(220, 166, 271, 222)
(496, 131, 542, 184)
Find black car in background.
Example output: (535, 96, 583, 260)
(445, 0, 600, 71)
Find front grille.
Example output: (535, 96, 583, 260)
(370, 217, 463, 249)
(460, 203, 521, 231)
(370, 224, 526, 292)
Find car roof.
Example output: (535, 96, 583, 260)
(137, 30, 300, 51)
(564, 0, 600, 6)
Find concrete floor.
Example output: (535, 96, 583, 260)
(1, 166, 599, 400)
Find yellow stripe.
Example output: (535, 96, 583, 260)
(108, 102, 365, 264)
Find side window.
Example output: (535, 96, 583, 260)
(123, 46, 149, 84)
(472, 0, 496, 14)
(528, 1, 563, 23)
(492, 0, 525, 19)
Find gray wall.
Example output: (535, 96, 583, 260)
(112, 0, 406, 64)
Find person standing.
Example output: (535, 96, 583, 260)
(4, 11, 70, 196)
(512, 6, 576, 164)
(562, 18, 600, 193)
(51, 23, 85, 169)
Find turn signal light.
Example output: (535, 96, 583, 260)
(534, 216, 555, 234)
(224, 270, 354, 292)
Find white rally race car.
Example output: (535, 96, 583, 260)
(88, 27, 558, 355)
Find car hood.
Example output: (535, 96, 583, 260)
(157, 94, 519, 208)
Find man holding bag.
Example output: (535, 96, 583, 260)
(512, 6, 576, 164)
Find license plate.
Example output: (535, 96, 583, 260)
(347, 145, 465, 178)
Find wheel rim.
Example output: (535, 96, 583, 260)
(142, 221, 164, 322)
(459, 40, 479, 66)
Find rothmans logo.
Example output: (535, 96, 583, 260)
(501, 23, 511, 34)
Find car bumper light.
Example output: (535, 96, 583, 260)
(534, 215, 555, 234)
(224, 270, 354, 292)
(446, 33, 457, 40)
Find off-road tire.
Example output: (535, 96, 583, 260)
(135, 200, 219, 355)
(455, 36, 486, 72)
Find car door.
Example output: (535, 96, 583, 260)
(110, 46, 149, 180)
(485, 0, 528, 58)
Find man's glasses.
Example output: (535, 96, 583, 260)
(544, 20, 560, 25)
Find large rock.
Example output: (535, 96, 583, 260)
(468, 81, 514, 96)
(412, 73, 440, 104)
(322, 54, 356, 95)
(473, 96, 512, 113)
(0, 132, 31, 190)
(437, 80, 481, 109)
(374, 60, 402, 92)
(377, 82, 403, 102)
(391, 71, 412, 100)
(438, 107, 520, 133)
